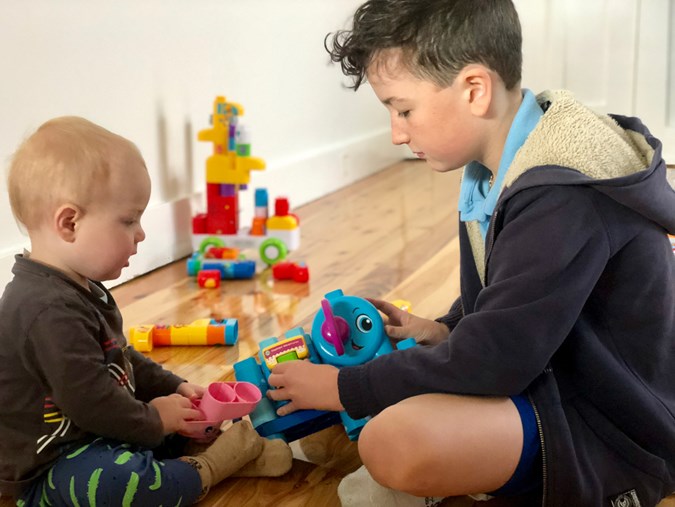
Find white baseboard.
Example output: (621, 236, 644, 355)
(0, 130, 406, 295)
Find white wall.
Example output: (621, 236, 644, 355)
(515, 0, 674, 161)
(0, 0, 407, 294)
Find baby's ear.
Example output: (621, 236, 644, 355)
(54, 204, 80, 242)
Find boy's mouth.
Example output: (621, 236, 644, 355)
(413, 152, 426, 159)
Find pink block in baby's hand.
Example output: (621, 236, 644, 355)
(180, 381, 262, 439)
(200, 382, 261, 421)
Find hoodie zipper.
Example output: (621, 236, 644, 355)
(528, 393, 548, 506)
(488, 202, 547, 504)
(484, 209, 499, 278)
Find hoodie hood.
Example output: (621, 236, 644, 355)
(503, 89, 675, 234)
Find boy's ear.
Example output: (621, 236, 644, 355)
(54, 204, 82, 243)
(458, 64, 492, 117)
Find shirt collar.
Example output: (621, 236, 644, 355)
(458, 89, 543, 224)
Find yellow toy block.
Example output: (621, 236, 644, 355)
(267, 215, 299, 231)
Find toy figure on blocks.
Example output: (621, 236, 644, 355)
(234, 289, 415, 442)
(189, 96, 301, 281)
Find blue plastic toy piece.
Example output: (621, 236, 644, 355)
(186, 252, 256, 279)
(234, 289, 415, 442)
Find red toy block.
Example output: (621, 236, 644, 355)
(198, 269, 221, 288)
(192, 214, 208, 234)
(274, 197, 289, 216)
(272, 261, 309, 283)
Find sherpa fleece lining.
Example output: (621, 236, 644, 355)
(465, 89, 655, 286)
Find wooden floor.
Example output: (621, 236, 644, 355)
(3, 160, 673, 506)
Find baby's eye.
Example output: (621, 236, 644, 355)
(398, 110, 410, 118)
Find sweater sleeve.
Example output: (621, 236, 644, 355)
(338, 186, 611, 419)
(128, 348, 185, 402)
(22, 303, 167, 448)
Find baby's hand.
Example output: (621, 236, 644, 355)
(176, 382, 205, 401)
(367, 298, 450, 346)
(150, 393, 203, 435)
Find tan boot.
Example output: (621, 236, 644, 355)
(180, 420, 263, 493)
(232, 437, 293, 477)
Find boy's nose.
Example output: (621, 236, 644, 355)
(390, 117, 409, 146)
(136, 226, 146, 243)
(391, 127, 409, 146)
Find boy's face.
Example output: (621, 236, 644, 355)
(367, 51, 480, 172)
(67, 155, 150, 283)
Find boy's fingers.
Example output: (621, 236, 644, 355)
(277, 402, 297, 416)
(384, 324, 408, 339)
(268, 373, 282, 388)
(367, 297, 401, 317)
(266, 386, 289, 401)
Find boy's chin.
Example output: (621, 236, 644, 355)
(427, 160, 459, 173)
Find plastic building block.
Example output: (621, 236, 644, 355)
(390, 299, 413, 312)
(250, 217, 266, 236)
(128, 318, 238, 352)
(234, 290, 415, 442)
(180, 381, 261, 439)
(187, 252, 256, 280)
(272, 261, 310, 283)
(198, 269, 221, 288)
(204, 246, 240, 259)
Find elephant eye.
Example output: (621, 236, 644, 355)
(355, 315, 373, 333)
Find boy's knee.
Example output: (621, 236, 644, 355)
(358, 406, 426, 491)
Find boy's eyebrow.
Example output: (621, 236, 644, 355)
(382, 97, 405, 106)
(382, 97, 404, 105)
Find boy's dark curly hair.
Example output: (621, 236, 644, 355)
(325, 0, 522, 91)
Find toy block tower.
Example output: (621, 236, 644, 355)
(193, 96, 266, 235)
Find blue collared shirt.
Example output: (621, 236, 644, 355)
(457, 89, 543, 239)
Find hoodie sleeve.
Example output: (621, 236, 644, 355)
(338, 185, 611, 419)
(435, 296, 463, 331)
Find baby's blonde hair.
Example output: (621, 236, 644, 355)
(7, 116, 143, 230)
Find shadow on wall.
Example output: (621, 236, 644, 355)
(155, 104, 195, 202)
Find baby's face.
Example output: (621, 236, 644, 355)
(70, 155, 151, 282)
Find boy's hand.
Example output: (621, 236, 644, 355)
(150, 393, 203, 435)
(176, 382, 205, 401)
(267, 362, 343, 416)
(367, 298, 450, 346)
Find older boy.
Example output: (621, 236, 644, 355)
(1, 117, 291, 505)
(268, 1, 675, 505)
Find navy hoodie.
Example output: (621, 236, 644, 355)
(338, 90, 675, 506)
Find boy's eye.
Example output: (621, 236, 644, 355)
(398, 110, 410, 118)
